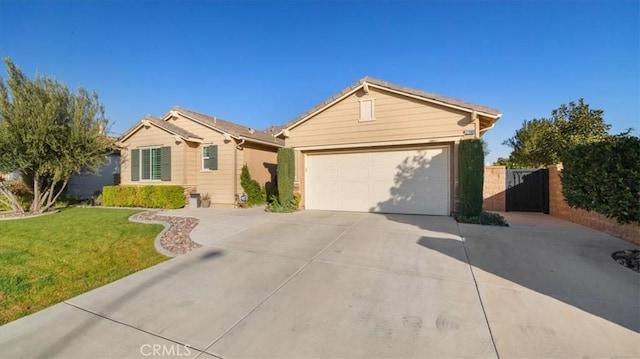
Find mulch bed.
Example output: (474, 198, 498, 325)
(132, 211, 201, 256)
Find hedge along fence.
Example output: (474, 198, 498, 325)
(561, 134, 640, 224)
(102, 185, 185, 209)
(458, 139, 485, 217)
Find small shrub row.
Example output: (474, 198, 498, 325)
(454, 212, 509, 227)
(102, 185, 184, 209)
(240, 165, 266, 207)
(266, 192, 301, 213)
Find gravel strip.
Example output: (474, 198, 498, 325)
(132, 211, 201, 256)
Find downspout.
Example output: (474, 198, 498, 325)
(233, 138, 246, 205)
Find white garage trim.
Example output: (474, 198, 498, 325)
(304, 146, 450, 215)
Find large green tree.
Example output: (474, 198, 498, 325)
(0, 57, 113, 214)
(500, 99, 612, 168)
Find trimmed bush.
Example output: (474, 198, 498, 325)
(102, 185, 184, 209)
(277, 147, 295, 208)
(561, 134, 640, 224)
(458, 139, 485, 217)
(240, 165, 266, 206)
(454, 212, 509, 227)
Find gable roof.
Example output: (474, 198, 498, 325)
(119, 116, 203, 143)
(167, 107, 284, 147)
(278, 77, 502, 135)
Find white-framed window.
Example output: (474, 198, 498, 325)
(141, 147, 162, 180)
(202, 146, 210, 170)
(359, 98, 375, 122)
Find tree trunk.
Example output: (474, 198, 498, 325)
(0, 182, 24, 214)
(30, 173, 41, 214)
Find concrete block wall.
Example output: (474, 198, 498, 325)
(483, 166, 506, 212)
(548, 164, 640, 245)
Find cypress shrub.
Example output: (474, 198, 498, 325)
(277, 147, 295, 207)
(561, 134, 640, 224)
(102, 185, 184, 209)
(458, 139, 485, 217)
(240, 165, 266, 206)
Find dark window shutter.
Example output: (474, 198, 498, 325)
(131, 149, 140, 181)
(161, 146, 171, 181)
(208, 145, 218, 170)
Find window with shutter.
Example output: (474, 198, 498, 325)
(202, 145, 218, 171)
(138, 147, 164, 181)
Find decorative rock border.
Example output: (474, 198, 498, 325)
(129, 211, 201, 257)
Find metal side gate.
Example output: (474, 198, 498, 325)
(506, 169, 549, 213)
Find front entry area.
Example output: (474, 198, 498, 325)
(304, 147, 449, 215)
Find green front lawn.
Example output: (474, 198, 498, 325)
(0, 208, 167, 325)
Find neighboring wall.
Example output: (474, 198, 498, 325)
(483, 166, 506, 212)
(67, 154, 121, 199)
(548, 164, 640, 245)
(242, 143, 278, 189)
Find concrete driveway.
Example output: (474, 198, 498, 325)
(1, 209, 638, 358)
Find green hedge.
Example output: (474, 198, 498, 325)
(561, 134, 640, 224)
(102, 185, 185, 209)
(458, 139, 485, 217)
(277, 148, 295, 207)
(240, 165, 266, 206)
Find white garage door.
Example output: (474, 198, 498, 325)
(305, 147, 449, 215)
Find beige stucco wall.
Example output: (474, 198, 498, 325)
(548, 164, 640, 245)
(483, 166, 506, 212)
(120, 125, 185, 186)
(242, 143, 278, 189)
(285, 87, 475, 149)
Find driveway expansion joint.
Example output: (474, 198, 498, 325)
(62, 301, 208, 354)
(456, 221, 501, 359)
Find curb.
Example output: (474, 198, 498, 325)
(0, 210, 60, 221)
(128, 212, 176, 258)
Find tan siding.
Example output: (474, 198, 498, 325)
(286, 87, 474, 148)
(242, 143, 278, 189)
(168, 115, 237, 204)
(120, 125, 185, 185)
(184, 142, 198, 185)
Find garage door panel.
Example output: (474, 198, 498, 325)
(306, 147, 449, 215)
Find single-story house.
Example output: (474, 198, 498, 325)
(118, 107, 283, 205)
(276, 77, 501, 216)
(67, 151, 121, 199)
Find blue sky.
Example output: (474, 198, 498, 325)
(1, 1, 638, 163)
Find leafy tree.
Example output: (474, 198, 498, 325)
(561, 134, 639, 224)
(502, 99, 612, 168)
(0, 57, 112, 214)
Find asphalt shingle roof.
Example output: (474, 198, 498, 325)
(172, 107, 284, 146)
